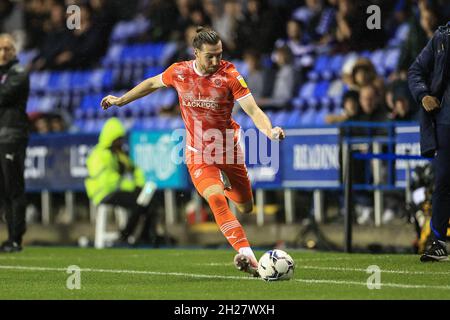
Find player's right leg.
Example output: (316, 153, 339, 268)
(187, 163, 258, 276)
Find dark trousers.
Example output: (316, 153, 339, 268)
(431, 124, 450, 241)
(0, 142, 27, 245)
(101, 189, 158, 242)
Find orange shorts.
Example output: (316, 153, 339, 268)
(187, 161, 253, 205)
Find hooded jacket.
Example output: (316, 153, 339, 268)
(408, 22, 450, 158)
(85, 118, 145, 205)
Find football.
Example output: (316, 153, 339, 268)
(258, 249, 295, 281)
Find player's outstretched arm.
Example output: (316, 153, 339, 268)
(101, 74, 166, 110)
(238, 95, 285, 140)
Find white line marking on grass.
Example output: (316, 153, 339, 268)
(199, 263, 450, 276)
(295, 279, 450, 290)
(0, 265, 256, 281)
(299, 265, 450, 276)
(1, 264, 450, 290)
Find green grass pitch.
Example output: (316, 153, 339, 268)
(0, 247, 449, 300)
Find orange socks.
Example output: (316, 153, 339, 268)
(207, 193, 250, 251)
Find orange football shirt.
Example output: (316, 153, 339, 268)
(161, 60, 251, 160)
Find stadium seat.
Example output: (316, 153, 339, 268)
(328, 54, 344, 79)
(307, 54, 330, 81)
(383, 48, 400, 74)
(102, 43, 125, 66)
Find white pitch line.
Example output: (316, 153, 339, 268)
(295, 279, 450, 290)
(0, 265, 256, 281)
(1, 265, 450, 291)
(299, 265, 450, 276)
(199, 263, 450, 276)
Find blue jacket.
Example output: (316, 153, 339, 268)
(408, 22, 450, 158)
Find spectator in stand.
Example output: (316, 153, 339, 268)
(173, 0, 196, 41)
(52, 3, 105, 69)
(394, 2, 442, 80)
(188, 4, 211, 28)
(273, 19, 315, 70)
(358, 85, 388, 123)
(206, 0, 241, 56)
(29, 1, 71, 71)
(292, 0, 337, 44)
(0, 0, 25, 50)
(146, 0, 179, 42)
(257, 45, 296, 110)
(385, 0, 412, 47)
(344, 57, 385, 96)
(48, 112, 66, 132)
(169, 24, 197, 64)
(386, 80, 418, 121)
(334, 0, 386, 52)
(235, 0, 284, 57)
(23, 0, 52, 50)
(31, 113, 51, 134)
(292, 0, 323, 43)
(325, 90, 361, 124)
(242, 49, 266, 100)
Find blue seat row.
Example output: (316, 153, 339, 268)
(30, 69, 114, 93)
(102, 42, 177, 67)
(73, 107, 339, 133)
(307, 48, 400, 81)
(110, 17, 151, 43)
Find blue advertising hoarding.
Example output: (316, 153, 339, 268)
(394, 125, 428, 187)
(129, 130, 189, 189)
(25, 133, 98, 192)
(281, 127, 340, 188)
(240, 129, 282, 189)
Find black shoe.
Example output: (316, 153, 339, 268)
(0, 241, 22, 253)
(420, 240, 448, 262)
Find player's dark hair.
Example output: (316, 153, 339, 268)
(192, 27, 221, 50)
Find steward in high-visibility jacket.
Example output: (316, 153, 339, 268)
(85, 117, 145, 205)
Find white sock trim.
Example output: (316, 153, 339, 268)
(239, 247, 257, 262)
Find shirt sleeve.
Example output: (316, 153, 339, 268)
(161, 63, 177, 88)
(229, 69, 252, 102)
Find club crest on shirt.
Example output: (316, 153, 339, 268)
(236, 75, 247, 88)
(213, 78, 222, 87)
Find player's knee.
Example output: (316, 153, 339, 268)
(203, 184, 224, 202)
(237, 201, 253, 214)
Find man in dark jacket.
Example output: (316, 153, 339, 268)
(0, 34, 30, 253)
(408, 22, 450, 262)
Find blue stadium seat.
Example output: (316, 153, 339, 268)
(272, 110, 289, 127)
(329, 54, 344, 79)
(308, 55, 330, 81)
(369, 49, 385, 75)
(327, 79, 345, 99)
(286, 109, 301, 127)
(232, 112, 246, 126)
(26, 96, 40, 113)
(383, 48, 400, 74)
(102, 44, 125, 66)
(144, 66, 165, 79)
(299, 81, 316, 98)
(159, 42, 178, 66)
(169, 116, 184, 129)
(70, 71, 89, 92)
(110, 18, 150, 43)
(299, 106, 318, 125)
